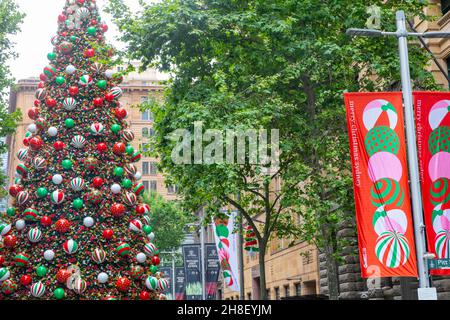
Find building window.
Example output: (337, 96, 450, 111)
(294, 283, 301, 296)
(142, 162, 149, 175)
(266, 289, 270, 300)
(141, 110, 153, 121)
(247, 292, 251, 300)
(274, 287, 280, 300)
(142, 127, 149, 137)
(149, 162, 158, 175)
(167, 185, 177, 194)
(443, 0, 450, 15)
(284, 285, 290, 298)
(150, 180, 157, 191)
(142, 181, 149, 191)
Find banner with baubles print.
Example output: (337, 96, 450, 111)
(344, 92, 418, 278)
(414, 92, 450, 275)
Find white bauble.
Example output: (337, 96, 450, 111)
(15, 219, 26, 231)
(66, 65, 76, 74)
(136, 252, 147, 263)
(48, 126, 58, 137)
(52, 174, 63, 185)
(27, 124, 37, 133)
(110, 183, 121, 194)
(134, 171, 142, 180)
(105, 70, 115, 79)
(83, 216, 94, 228)
(147, 232, 155, 241)
(97, 272, 108, 284)
(44, 249, 55, 261)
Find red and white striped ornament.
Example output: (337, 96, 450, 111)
(27, 227, 42, 243)
(129, 219, 143, 232)
(73, 278, 87, 294)
(70, 177, 85, 191)
(63, 239, 78, 254)
(50, 190, 65, 204)
(123, 192, 137, 206)
(32, 157, 47, 170)
(124, 163, 137, 176)
(17, 191, 30, 205)
(91, 248, 107, 264)
(90, 122, 104, 135)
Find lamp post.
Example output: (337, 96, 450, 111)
(346, 10, 450, 297)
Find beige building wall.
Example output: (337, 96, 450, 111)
(7, 68, 177, 201)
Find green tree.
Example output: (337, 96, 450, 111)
(108, 0, 438, 299)
(142, 191, 193, 251)
(0, 0, 23, 197)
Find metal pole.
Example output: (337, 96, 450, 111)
(172, 250, 176, 299)
(237, 192, 245, 300)
(200, 217, 206, 299)
(396, 10, 429, 288)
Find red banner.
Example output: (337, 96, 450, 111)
(414, 92, 450, 275)
(344, 92, 418, 278)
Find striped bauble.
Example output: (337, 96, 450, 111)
(30, 281, 46, 298)
(27, 227, 42, 243)
(143, 242, 158, 256)
(145, 276, 158, 290)
(63, 239, 78, 254)
(91, 248, 106, 264)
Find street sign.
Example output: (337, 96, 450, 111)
(428, 258, 450, 269)
(418, 287, 437, 300)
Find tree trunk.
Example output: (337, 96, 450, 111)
(321, 224, 339, 300)
(259, 243, 268, 300)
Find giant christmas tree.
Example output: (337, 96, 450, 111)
(0, 0, 167, 300)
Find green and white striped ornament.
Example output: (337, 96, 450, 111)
(145, 276, 158, 290)
(0, 267, 10, 282)
(79, 75, 93, 86)
(72, 135, 86, 148)
(27, 227, 42, 243)
(31, 281, 46, 298)
(63, 97, 77, 111)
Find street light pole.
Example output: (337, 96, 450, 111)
(346, 10, 450, 293)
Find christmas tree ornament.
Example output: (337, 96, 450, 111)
(92, 248, 106, 264)
(87, 26, 97, 35)
(45, 97, 57, 108)
(90, 122, 104, 135)
(129, 219, 143, 232)
(121, 178, 132, 189)
(35, 88, 47, 100)
(68, 86, 79, 96)
(140, 291, 150, 300)
(9, 184, 23, 197)
(116, 242, 131, 257)
(56, 269, 71, 284)
(53, 140, 65, 150)
(100, 23, 108, 32)
(83, 216, 94, 227)
(72, 198, 84, 209)
(17, 191, 30, 205)
(36, 265, 48, 277)
(92, 177, 104, 188)
(6, 207, 16, 217)
(79, 74, 93, 86)
(143, 243, 157, 257)
(52, 174, 63, 185)
(136, 203, 151, 215)
(23, 208, 38, 221)
(114, 107, 127, 119)
(48, 126, 58, 137)
(54, 288, 65, 299)
(70, 177, 85, 191)
(65, 118, 75, 128)
(84, 157, 98, 170)
(50, 190, 65, 204)
(44, 250, 55, 261)
(73, 278, 87, 294)
(93, 97, 103, 107)
(55, 218, 70, 233)
(133, 183, 145, 195)
(110, 86, 123, 98)
(76, 6, 90, 20)
(116, 277, 131, 292)
(0, 268, 10, 282)
(110, 123, 121, 134)
(125, 145, 134, 155)
(13, 253, 29, 267)
(145, 276, 158, 291)
(142, 225, 152, 235)
(123, 192, 137, 206)
(134, 171, 142, 180)
(32, 157, 47, 170)
(111, 203, 125, 218)
(71, 135, 86, 149)
(102, 229, 113, 240)
(28, 227, 43, 243)
(136, 252, 146, 264)
(1, 280, 17, 295)
(83, 48, 95, 58)
(20, 275, 32, 286)
(0, 224, 11, 236)
(105, 92, 114, 101)
(55, 76, 65, 85)
(29, 137, 43, 150)
(124, 163, 137, 176)
(44, 65, 57, 78)
(110, 183, 121, 194)
(27, 123, 37, 133)
(122, 129, 134, 142)
(96, 142, 107, 153)
(131, 152, 141, 163)
(4, 235, 17, 248)
(113, 166, 124, 177)
(28, 107, 40, 120)
(113, 142, 126, 155)
(63, 239, 78, 254)
(97, 272, 108, 284)
(15, 219, 26, 231)
(65, 64, 76, 74)
(85, 188, 102, 205)
(62, 159, 73, 170)
(105, 69, 114, 78)
(40, 216, 52, 227)
(151, 255, 161, 266)
(63, 97, 77, 110)
(47, 52, 56, 60)
(147, 232, 155, 241)
(96, 79, 107, 89)
(130, 265, 144, 279)
(158, 278, 169, 291)
(59, 41, 74, 54)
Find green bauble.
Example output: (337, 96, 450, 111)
(364, 126, 400, 156)
(36, 265, 47, 277)
(6, 207, 16, 217)
(62, 159, 73, 170)
(47, 52, 56, 60)
(73, 198, 84, 209)
(87, 26, 97, 35)
(36, 187, 48, 198)
(429, 126, 450, 155)
(125, 145, 134, 155)
(97, 80, 107, 89)
(143, 225, 152, 235)
(150, 265, 158, 274)
(55, 76, 65, 85)
(65, 118, 75, 128)
(54, 288, 65, 299)
(70, 35, 78, 42)
(114, 167, 124, 177)
(121, 178, 132, 189)
(111, 124, 121, 134)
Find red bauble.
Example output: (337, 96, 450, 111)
(97, 142, 107, 153)
(92, 177, 104, 188)
(0, 255, 4, 265)
(55, 218, 70, 233)
(46, 98, 57, 108)
(4, 235, 17, 248)
(56, 269, 71, 283)
(100, 23, 108, 32)
(97, 35, 103, 42)
(102, 229, 114, 240)
(77, 0, 85, 4)
(114, 107, 127, 119)
(53, 141, 65, 151)
(116, 277, 131, 292)
(111, 203, 125, 218)
(84, 48, 95, 58)
(140, 291, 150, 300)
(29, 137, 43, 150)
(40, 216, 52, 227)
(90, 19, 98, 26)
(20, 275, 32, 286)
(38, 82, 45, 89)
(34, 100, 40, 107)
(93, 97, 103, 107)
(69, 86, 79, 96)
(9, 184, 23, 197)
(151, 255, 161, 265)
(28, 107, 40, 120)
(40, 73, 47, 82)
(58, 14, 66, 22)
(113, 142, 126, 155)
(23, 137, 30, 146)
(105, 92, 115, 101)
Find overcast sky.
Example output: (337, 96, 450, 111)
(9, 0, 147, 81)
